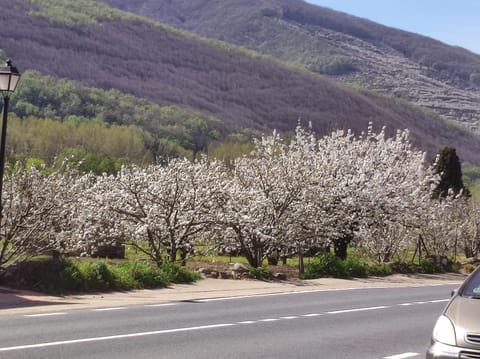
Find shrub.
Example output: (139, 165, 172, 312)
(54, 259, 83, 292)
(368, 263, 393, 277)
(418, 258, 444, 274)
(301, 253, 376, 279)
(248, 266, 272, 280)
(1, 257, 65, 293)
(301, 252, 346, 279)
(160, 262, 201, 284)
(342, 257, 368, 278)
(76, 261, 116, 291)
(112, 261, 168, 289)
(463, 263, 477, 274)
(390, 261, 415, 274)
(2, 258, 201, 294)
(390, 259, 445, 274)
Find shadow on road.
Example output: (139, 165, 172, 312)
(0, 287, 76, 310)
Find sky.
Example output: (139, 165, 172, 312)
(305, 0, 480, 55)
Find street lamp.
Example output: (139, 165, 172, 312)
(0, 59, 21, 232)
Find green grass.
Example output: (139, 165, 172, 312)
(1, 256, 201, 294)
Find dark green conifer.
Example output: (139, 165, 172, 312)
(433, 146, 470, 198)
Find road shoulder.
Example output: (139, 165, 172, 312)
(0, 272, 466, 315)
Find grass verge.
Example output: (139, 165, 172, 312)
(1, 257, 201, 294)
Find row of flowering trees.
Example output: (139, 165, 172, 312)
(1, 125, 479, 273)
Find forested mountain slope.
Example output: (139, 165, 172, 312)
(1, 0, 480, 165)
(103, 0, 480, 132)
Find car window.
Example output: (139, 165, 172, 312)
(462, 269, 480, 297)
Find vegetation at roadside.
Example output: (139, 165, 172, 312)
(248, 266, 273, 280)
(300, 252, 450, 280)
(1, 257, 200, 295)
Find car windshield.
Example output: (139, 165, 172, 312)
(461, 269, 480, 298)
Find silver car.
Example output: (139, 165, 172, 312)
(426, 265, 480, 358)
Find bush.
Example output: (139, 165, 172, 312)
(1, 257, 65, 293)
(418, 258, 444, 274)
(343, 257, 368, 278)
(55, 259, 83, 292)
(463, 263, 477, 274)
(112, 261, 168, 289)
(368, 263, 393, 277)
(76, 261, 116, 291)
(159, 262, 201, 284)
(301, 253, 346, 279)
(390, 261, 415, 274)
(2, 258, 201, 294)
(301, 253, 376, 279)
(391, 259, 445, 274)
(248, 266, 272, 280)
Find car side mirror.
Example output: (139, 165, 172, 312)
(451, 289, 458, 297)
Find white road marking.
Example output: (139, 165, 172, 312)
(3, 297, 453, 352)
(93, 307, 127, 312)
(327, 306, 389, 314)
(0, 323, 235, 352)
(258, 318, 280, 322)
(429, 299, 449, 303)
(145, 303, 178, 307)
(384, 352, 419, 359)
(398, 299, 448, 307)
(193, 284, 457, 303)
(24, 312, 66, 318)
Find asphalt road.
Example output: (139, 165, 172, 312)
(0, 284, 458, 359)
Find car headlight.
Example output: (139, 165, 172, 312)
(432, 315, 456, 346)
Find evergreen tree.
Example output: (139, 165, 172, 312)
(433, 146, 470, 198)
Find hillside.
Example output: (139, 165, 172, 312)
(1, 0, 480, 165)
(103, 0, 480, 132)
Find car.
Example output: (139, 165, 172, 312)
(426, 265, 480, 359)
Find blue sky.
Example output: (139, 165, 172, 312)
(305, 0, 480, 54)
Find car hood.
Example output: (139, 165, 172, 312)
(445, 296, 480, 348)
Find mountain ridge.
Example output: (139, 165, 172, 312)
(1, 0, 480, 165)
(102, 0, 480, 131)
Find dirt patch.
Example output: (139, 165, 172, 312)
(187, 261, 300, 280)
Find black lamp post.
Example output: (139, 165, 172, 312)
(0, 60, 21, 232)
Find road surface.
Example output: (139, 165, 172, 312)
(0, 284, 457, 359)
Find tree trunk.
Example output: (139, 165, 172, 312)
(267, 251, 279, 265)
(333, 237, 350, 260)
(298, 245, 304, 275)
(180, 248, 188, 266)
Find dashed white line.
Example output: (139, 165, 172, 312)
(0, 323, 235, 352)
(327, 306, 389, 314)
(5, 297, 452, 353)
(384, 352, 419, 359)
(24, 312, 66, 318)
(93, 307, 127, 312)
(145, 303, 178, 307)
(428, 299, 449, 303)
(259, 318, 280, 322)
(193, 286, 401, 302)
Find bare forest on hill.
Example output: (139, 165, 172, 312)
(1, 0, 480, 166)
